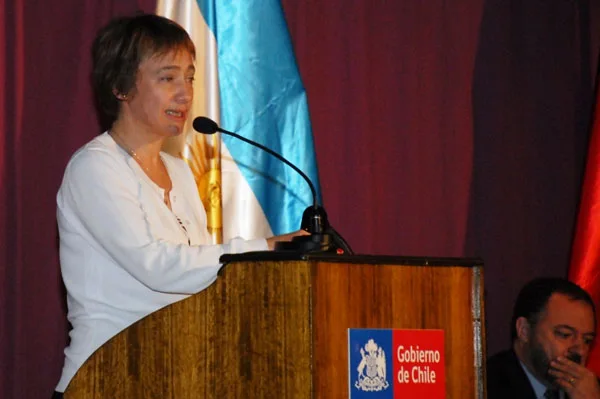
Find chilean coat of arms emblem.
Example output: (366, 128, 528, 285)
(355, 338, 389, 392)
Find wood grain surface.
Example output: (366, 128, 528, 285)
(64, 259, 485, 398)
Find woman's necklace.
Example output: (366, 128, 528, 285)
(110, 131, 152, 174)
(110, 131, 172, 206)
(110, 131, 190, 245)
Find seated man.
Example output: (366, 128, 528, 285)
(487, 277, 600, 399)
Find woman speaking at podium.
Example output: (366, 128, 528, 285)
(52, 14, 304, 398)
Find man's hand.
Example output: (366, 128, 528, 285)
(548, 356, 600, 399)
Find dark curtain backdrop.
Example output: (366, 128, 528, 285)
(1, 0, 599, 397)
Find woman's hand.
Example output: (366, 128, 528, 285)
(266, 229, 310, 250)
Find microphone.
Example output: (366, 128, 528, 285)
(192, 116, 353, 253)
(192, 117, 320, 225)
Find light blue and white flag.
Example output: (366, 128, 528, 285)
(157, 0, 320, 241)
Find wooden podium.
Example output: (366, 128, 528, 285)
(63, 253, 486, 398)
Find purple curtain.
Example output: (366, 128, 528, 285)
(283, 1, 484, 256)
(0, 1, 155, 397)
(1, 0, 598, 397)
(468, 0, 598, 357)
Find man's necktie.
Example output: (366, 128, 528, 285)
(544, 389, 560, 399)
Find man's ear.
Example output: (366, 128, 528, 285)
(515, 317, 531, 343)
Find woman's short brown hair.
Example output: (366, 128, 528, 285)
(91, 14, 195, 129)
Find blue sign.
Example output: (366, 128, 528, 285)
(348, 329, 393, 398)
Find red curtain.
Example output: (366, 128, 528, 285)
(569, 66, 600, 375)
(1, 1, 599, 397)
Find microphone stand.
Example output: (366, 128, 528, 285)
(192, 117, 353, 254)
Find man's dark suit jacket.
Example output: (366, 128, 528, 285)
(486, 349, 539, 399)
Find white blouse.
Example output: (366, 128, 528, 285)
(55, 132, 267, 391)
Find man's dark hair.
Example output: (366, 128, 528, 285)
(511, 277, 596, 342)
(91, 13, 195, 130)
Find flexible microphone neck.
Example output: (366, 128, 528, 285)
(220, 129, 317, 212)
(192, 116, 353, 253)
(193, 117, 321, 222)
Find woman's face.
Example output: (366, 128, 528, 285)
(122, 48, 195, 137)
